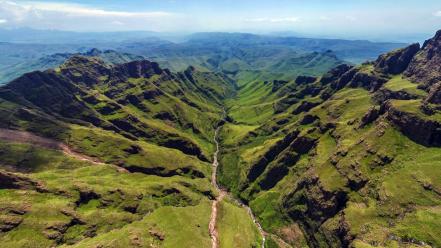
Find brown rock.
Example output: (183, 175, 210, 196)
(375, 43, 420, 74)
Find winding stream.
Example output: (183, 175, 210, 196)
(209, 123, 266, 248)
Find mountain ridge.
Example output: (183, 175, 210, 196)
(0, 30, 441, 247)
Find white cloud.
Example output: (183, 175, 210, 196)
(345, 16, 357, 21)
(0, 19, 6, 24)
(111, 20, 124, 26)
(434, 10, 441, 17)
(245, 17, 299, 23)
(21, 2, 172, 18)
(0, 0, 178, 31)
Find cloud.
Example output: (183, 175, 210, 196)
(0, 0, 178, 31)
(111, 20, 124, 26)
(0, 19, 6, 24)
(244, 17, 300, 23)
(434, 10, 441, 17)
(21, 2, 172, 18)
(345, 16, 357, 21)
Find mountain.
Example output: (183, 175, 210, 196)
(0, 29, 440, 248)
(217, 30, 441, 247)
(0, 55, 245, 247)
(0, 48, 144, 85)
(0, 31, 405, 85)
(118, 32, 405, 68)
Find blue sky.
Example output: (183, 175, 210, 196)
(1, 0, 441, 41)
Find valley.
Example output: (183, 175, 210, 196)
(0, 29, 441, 248)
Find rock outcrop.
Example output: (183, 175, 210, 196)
(0, 170, 47, 192)
(282, 175, 349, 247)
(385, 102, 441, 146)
(296, 76, 317, 85)
(321, 64, 354, 85)
(405, 30, 441, 88)
(374, 43, 420, 74)
(425, 82, 441, 104)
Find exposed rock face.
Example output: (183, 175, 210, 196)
(385, 103, 441, 146)
(60, 56, 110, 85)
(348, 71, 388, 91)
(293, 101, 320, 115)
(405, 30, 441, 87)
(246, 131, 300, 183)
(257, 134, 318, 191)
(374, 43, 420, 74)
(282, 175, 348, 247)
(110, 60, 163, 82)
(296, 76, 317, 85)
(0, 171, 46, 191)
(425, 82, 441, 104)
(373, 88, 419, 104)
(359, 107, 381, 128)
(321, 64, 354, 85)
(272, 80, 289, 92)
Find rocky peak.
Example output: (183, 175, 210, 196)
(320, 64, 354, 85)
(110, 60, 164, 82)
(84, 48, 102, 57)
(60, 55, 110, 85)
(404, 29, 441, 88)
(374, 43, 420, 74)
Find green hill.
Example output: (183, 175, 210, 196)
(0, 29, 440, 248)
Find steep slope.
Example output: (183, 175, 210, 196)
(217, 30, 441, 247)
(0, 48, 143, 85)
(0, 56, 244, 247)
(0, 30, 439, 248)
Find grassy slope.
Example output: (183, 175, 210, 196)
(0, 57, 253, 247)
(217, 61, 441, 247)
(217, 198, 262, 248)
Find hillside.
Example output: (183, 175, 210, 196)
(217, 30, 441, 247)
(0, 48, 143, 85)
(116, 33, 406, 78)
(0, 31, 405, 85)
(0, 55, 260, 247)
(0, 29, 440, 248)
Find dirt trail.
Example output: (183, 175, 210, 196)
(209, 125, 266, 248)
(0, 128, 127, 172)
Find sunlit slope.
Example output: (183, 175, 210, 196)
(0, 55, 239, 247)
(218, 32, 441, 247)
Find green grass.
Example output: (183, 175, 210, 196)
(217, 198, 262, 248)
(384, 75, 426, 97)
(220, 123, 258, 146)
(67, 200, 212, 248)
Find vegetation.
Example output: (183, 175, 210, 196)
(1, 30, 441, 248)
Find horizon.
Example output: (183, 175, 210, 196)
(0, 0, 440, 42)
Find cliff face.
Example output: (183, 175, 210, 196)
(405, 30, 441, 88)
(375, 43, 420, 75)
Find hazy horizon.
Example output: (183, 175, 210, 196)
(0, 0, 440, 42)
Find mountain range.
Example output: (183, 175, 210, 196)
(0, 29, 440, 248)
(0, 30, 406, 85)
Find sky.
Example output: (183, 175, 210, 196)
(1, 0, 441, 41)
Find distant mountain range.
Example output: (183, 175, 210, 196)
(0, 29, 407, 85)
(0, 29, 441, 247)
(1, 25, 441, 247)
